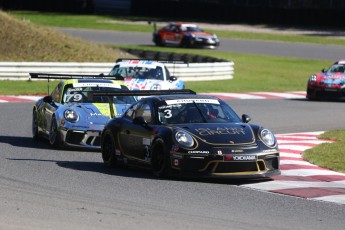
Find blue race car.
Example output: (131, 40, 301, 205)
(30, 73, 136, 149)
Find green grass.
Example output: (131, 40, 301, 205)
(9, 11, 345, 46)
(0, 47, 329, 95)
(303, 131, 345, 173)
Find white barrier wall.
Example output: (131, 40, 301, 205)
(0, 62, 234, 81)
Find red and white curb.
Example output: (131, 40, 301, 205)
(203, 91, 306, 100)
(0, 92, 306, 103)
(0, 95, 42, 103)
(243, 131, 345, 205)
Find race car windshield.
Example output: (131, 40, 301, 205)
(109, 66, 164, 80)
(62, 84, 136, 104)
(182, 25, 203, 32)
(327, 64, 345, 73)
(157, 99, 241, 124)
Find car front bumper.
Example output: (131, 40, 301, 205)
(307, 86, 345, 100)
(170, 152, 280, 179)
(60, 126, 104, 150)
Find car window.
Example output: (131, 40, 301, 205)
(328, 64, 345, 73)
(51, 82, 63, 102)
(124, 101, 141, 120)
(136, 103, 152, 124)
(61, 83, 135, 104)
(157, 99, 241, 124)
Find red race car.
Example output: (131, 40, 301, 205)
(306, 60, 345, 100)
(152, 22, 220, 49)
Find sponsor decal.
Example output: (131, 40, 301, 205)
(120, 60, 157, 68)
(92, 103, 112, 117)
(125, 79, 149, 90)
(225, 155, 257, 161)
(142, 138, 151, 146)
(190, 157, 205, 159)
(231, 149, 244, 153)
(217, 150, 223, 155)
(90, 112, 102, 116)
(196, 127, 246, 136)
(173, 159, 180, 166)
(166, 99, 220, 105)
(262, 149, 278, 153)
(188, 150, 209, 154)
(73, 83, 121, 88)
(173, 154, 183, 159)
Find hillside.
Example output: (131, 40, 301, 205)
(0, 11, 131, 62)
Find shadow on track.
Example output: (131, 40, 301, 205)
(0, 135, 99, 152)
(7, 157, 272, 186)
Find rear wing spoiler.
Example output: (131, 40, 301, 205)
(90, 89, 196, 118)
(115, 58, 185, 65)
(29, 73, 124, 80)
(29, 73, 124, 95)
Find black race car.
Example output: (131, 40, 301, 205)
(94, 90, 280, 179)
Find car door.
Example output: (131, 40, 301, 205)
(41, 83, 62, 134)
(164, 25, 181, 45)
(118, 100, 154, 163)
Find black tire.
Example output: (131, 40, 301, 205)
(49, 117, 62, 148)
(153, 35, 164, 47)
(151, 138, 170, 178)
(32, 109, 40, 141)
(101, 130, 117, 167)
(180, 36, 192, 48)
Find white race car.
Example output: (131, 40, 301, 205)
(108, 59, 185, 90)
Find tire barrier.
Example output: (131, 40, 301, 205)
(0, 50, 234, 81)
(122, 49, 227, 63)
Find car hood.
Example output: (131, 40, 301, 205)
(317, 72, 345, 86)
(69, 103, 130, 120)
(124, 78, 180, 90)
(175, 123, 256, 145)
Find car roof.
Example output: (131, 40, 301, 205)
(62, 78, 127, 88)
(115, 59, 164, 69)
(335, 60, 345, 65)
(169, 22, 197, 27)
(145, 94, 220, 102)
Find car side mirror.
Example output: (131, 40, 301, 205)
(321, 68, 326, 73)
(242, 114, 251, 123)
(43, 95, 53, 103)
(168, 76, 177, 82)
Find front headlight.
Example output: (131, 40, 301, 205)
(64, 109, 79, 123)
(151, 84, 162, 90)
(175, 130, 194, 148)
(260, 129, 275, 147)
(309, 75, 317, 82)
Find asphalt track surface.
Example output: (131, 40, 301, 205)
(2, 29, 345, 229)
(1, 98, 345, 230)
(57, 27, 345, 61)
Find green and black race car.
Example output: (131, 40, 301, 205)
(94, 90, 280, 179)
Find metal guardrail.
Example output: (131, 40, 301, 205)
(0, 61, 234, 81)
